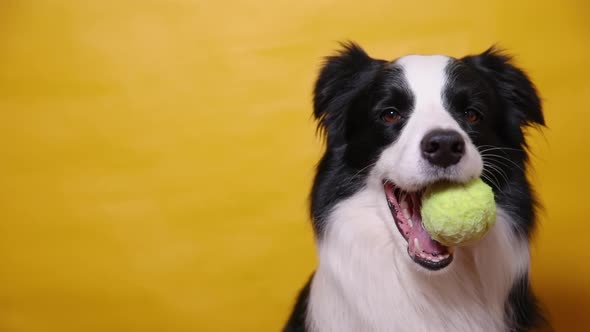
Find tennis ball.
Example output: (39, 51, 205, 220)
(421, 178, 496, 247)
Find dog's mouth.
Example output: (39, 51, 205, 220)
(383, 181, 453, 270)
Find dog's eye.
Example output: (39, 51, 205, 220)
(381, 108, 403, 123)
(464, 109, 482, 123)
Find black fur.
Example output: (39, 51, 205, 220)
(285, 43, 547, 331)
(448, 49, 548, 330)
(283, 275, 313, 332)
(505, 273, 550, 332)
(460, 48, 544, 237)
(311, 42, 413, 236)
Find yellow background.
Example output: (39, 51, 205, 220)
(1, 0, 589, 331)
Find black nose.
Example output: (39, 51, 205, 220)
(420, 129, 465, 168)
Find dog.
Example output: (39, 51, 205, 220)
(283, 43, 547, 332)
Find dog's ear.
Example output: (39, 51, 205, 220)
(314, 42, 384, 145)
(461, 47, 544, 127)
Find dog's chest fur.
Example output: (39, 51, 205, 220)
(307, 185, 530, 332)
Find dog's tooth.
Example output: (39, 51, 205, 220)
(400, 199, 413, 225)
(400, 200, 411, 220)
(414, 238, 422, 253)
(402, 208, 411, 220)
(400, 199, 408, 210)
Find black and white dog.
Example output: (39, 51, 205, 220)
(284, 43, 547, 332)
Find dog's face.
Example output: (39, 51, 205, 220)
(311, 44, 543, 271)
(374, 55, 485, 191)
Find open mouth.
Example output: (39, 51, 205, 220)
(383, 182, 453, 270)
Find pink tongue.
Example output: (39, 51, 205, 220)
(407, 194, 448, 256)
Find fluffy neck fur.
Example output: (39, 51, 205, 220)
(307, 180, 530, 332)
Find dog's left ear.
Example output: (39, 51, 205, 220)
(462, 47, 545, 127)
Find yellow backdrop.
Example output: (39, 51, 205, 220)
(1, 0, 589, 331)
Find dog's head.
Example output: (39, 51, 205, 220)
(311, 43, 543, 270)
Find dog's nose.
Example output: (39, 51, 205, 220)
(420, 129, 465, 168)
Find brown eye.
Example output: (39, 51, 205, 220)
(464, 109, 482, 123)
(381, 108, 403, 123)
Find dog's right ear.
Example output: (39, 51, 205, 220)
(314, 42, 384, 146)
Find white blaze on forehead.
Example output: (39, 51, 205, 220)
(396, 54, 451, 117)
(396, 55, 463, 133)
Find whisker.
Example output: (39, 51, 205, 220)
(477, 146, 524, 157)
(480, 172, 509, 196)
(482, 156, 513, 171)
(340, 162, 378, 189)
(479, 173, 499, 191)
(481, 153, 526, 173)
(481, 167, 504, 188)
(478, 145, 524, 152)
(482, 162, 510, 190)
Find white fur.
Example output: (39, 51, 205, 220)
(307, 56, 530, 331)
(307, 182, 530, 332)
(375, 55, 483, 191)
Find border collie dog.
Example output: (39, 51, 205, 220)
(284, 43, 547, 332)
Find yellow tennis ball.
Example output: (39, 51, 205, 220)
(421, 178, 496, 247)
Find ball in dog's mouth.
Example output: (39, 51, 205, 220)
(383, 181, 453, 270)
